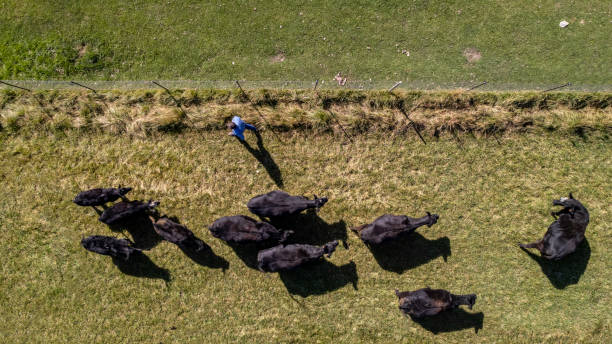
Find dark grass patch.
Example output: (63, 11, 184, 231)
(0, 38, 112, 79)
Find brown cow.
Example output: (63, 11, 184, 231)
(519, 193, 589, 260)
(81, 235, 141, 261)
(73, 186, 132, 208)
(395, 287, 476, 318)
(352, 212, 439, 245)
(257, 241, 338, 272)
(151, 216, 207, 252)
(99, 200, 160, 225)
(247, 190, 328, 218)
(209, 215, 292, 244)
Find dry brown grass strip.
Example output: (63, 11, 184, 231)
(1, 89, 610, 136)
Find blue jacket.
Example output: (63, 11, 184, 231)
(231, 116, 256, 141)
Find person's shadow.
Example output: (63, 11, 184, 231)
(237, 131, 283, 188)
(279, 260, 358, 297)
(269, 209, 348, 248)
(111, 252, 171, 282)
(409, 309, 484, 334)
(519, 238, 591, 289)
(364, 232, 451, 274)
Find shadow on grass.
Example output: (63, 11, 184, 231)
(227, 242, 264, 270)
(112, 252, 170, 282)
(520, 238, 590, 289)
(279, 260, 358, 297)
(409, 309, 484, 334)
(106, 213, 163, 250)
(269, 209, 348, 248)
(237, 131, 283, 188)
(161, 215, 229, 272)
(180, 245, 229, 272)
(365, 232, 451, 274)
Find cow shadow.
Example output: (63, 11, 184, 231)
(519, 238, 591, 289)
(227, 242, 268, 270)
(161, 216, 229, 272)
(237, 131, 283, 188)
(279, 260, 358, 297)
(269, 210, 348, 248)
(106, 213, 163, 250)
(365, 233, 451, 274)
(111, 252, 171, 282)
(409, 309, 484, 334)
(180, 244, 229, 272)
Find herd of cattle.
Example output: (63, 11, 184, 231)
(74, 187, 590, 319)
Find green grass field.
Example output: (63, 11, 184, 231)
(1, 0, 611, 87)
(1, 0, 611, 342)
(1, 129, 610, 343)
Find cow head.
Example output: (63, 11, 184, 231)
(552, 193, 581, 217)
(426, 212, 440, 227)
(81, 236, 96, 250)
(553, 192, 584, 217)
(323, 240, 339, 258)
(118, 187, 132, 196)
(313, 195, 328, 209)
(279, 230, 294, 244)
(147, 200, 161, 209)
(183, 237, 207, 252)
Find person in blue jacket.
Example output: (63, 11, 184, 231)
(227, 116, 257, 141)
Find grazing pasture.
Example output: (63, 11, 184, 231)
(0, 129, 610, 343)
(1, 0, 611, 340)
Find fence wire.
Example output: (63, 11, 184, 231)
(0, 80, 610, 92)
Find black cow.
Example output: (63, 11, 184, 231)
(208, 215, 292, 244)
(519, 193, 590, 260)
(81, 235, 141, 261)
(151, 216, 206, 252)
(351, 212, 440, 245)
(395, 287, 477, 318)
(99, 200, 160, 225)
(247, 190, 328, 218)
(73, 187, 132, 207)
(257, 241, 339, 272)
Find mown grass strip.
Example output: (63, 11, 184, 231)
(1, 1, 610, 86)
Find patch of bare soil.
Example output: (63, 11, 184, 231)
(76, 43, 88, 58)
(270, 52, 286, 63)
(463, 48, 481, 63)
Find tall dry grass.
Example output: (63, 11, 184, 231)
(1, 89, 610, 137)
